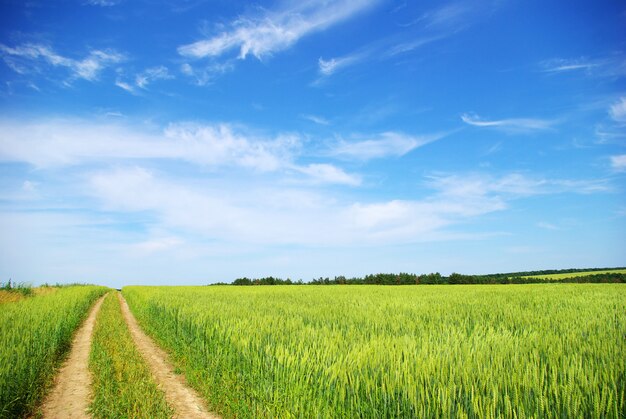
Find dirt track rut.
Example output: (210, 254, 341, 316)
(41, 295, 105, 419)
(117, 293, 218, 419)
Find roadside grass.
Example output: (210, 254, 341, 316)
(0, 290, 25, 304)
(0, 285, 107, 418)
(89, 292, 172, 419)
(0, 281, 33, 304)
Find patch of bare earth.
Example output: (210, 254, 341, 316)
(117, 293, 219, 419)
(0, 290, 24, 304)
(40, 295, 105, 418)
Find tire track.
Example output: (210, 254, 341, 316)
(117, 293, 219, 419)
(41, 295, 106, 419)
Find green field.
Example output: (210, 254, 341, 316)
(0, 285, 107, 418)
(522, 269, 626, 280)
(124, 284, 626, 418)
(89, 292, 171, 419)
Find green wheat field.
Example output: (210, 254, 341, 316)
(124, 284, 626, 418)
(1, 282, 625, 418)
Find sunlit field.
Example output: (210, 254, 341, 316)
(522, 269, 626, 280)
(0, 286, 107, 418)
(124, 284, 626, 418)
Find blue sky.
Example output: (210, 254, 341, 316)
(0, 0, 624, 287)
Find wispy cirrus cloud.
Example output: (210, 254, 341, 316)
(294, 163, 361, 186)
(178, 0, 379, 61)
(537, 221, 559, 230)
(540, 54, 626, 78)
(316, 2, 491, 79)
(180, 61, 234, 86)
(135, 66, 173, 88)
(609, 97, 626, 123)
(400, 2, 475, 30)
(301, 114, 330, 125)
(84, 0, 122, 6)
(0, 43, 123, 82)
(384, 35, 442, 58)
(461, 113, 557, 132)
(427, 172, 611, 197)
(116, 66, 174, 93)
(318, 53, 366, 76)
(331, 131, 445, 160)
(610, 154, 626, 172)
(541, 57, 601, 73)
(114, 80, 136, 94)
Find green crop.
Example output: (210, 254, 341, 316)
(0, 285, 107, 418)
(89, 292, 171, 418)
(522, 269, 626, 280)
(124, 284, 626, 418)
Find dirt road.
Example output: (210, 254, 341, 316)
(117, 293, 219, 419)
(41, 295, 105, 418)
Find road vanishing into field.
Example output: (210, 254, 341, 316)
(39, 292, 218, 419)
(118, 293, 217, 419)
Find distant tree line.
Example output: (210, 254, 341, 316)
(224, 268, 625, 286)
(489, 267, 626, 278)
(446, 272, 626, 284)
(232, 276, 300, 286)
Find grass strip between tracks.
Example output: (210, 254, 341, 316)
(89, 292, 172, 419)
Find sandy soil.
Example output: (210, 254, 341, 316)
(40, 295, 105, 419)
(117, 293, 219, 419)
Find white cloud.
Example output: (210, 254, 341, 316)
(0, 43, 123, 82)
(115, 79, 136, 93)
(301, 114, 330, 125)
(2, 165, 611, 272)
(294, 163, 361, 186)
(331, 132, 443, 160)
(116, 66, 173, 93)
(461, 113, 556, 132)
(179, 61, 234, 86)
(427, 173, 610, 198)
(318, 53, 363, 76)
(609, 97, 626, 123)
(537, 221, 559, 230)
(418, 3, 474, 29)
(541, 58, 600, 73)
(610, 154, 626, 172)
(0, 118, 299, 171)
(314, 2, 492, 80)
(385, 36, 442, 57)
(22, 180, 37, 192)
(541, 55, 626, 78)
(0, 118, 363, 186)
(164, 122, 300, 171)
(316, 3, 471, 78)
(135, 66, 173, 89)
(316, 2, 485, 79)
(88, 167, 334, 244)
(85, 0, 121, 5)
(86, 167, 516, 245)
(178, 0, 379, 61)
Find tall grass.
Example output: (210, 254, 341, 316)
(89, 292, 172, 419)
(124, 284, 626, 418)
(0, 285, 107, 418)
(0, 280, 33, 298)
